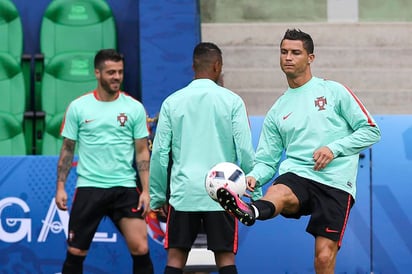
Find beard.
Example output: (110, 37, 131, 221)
(100, 78, 121, 95)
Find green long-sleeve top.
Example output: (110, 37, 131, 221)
(150, 79, 256, 211)
(249, 77, 381, 199)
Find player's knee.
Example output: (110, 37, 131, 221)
(68, 246, 88, 256)
(266, 184, 297, 205)
(129, 244, 149, 255)
(214, 251, 235, 267)
(314, 250, 335, 271)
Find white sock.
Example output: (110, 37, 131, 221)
(251, 205, 259, 218)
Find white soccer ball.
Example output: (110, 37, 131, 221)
(205, 162, 246, 201)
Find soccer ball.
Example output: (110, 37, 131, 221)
(205, 162, 246, 201)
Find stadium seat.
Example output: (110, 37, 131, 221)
(0, 52, 27, 155)
(34, 0, 117, 154)
(35, 0, 116, 111)
(0, 0, 34, 154)
(0, 0, 23, 60)
(39, 52, 97, 155)
(40, 0, 117, 64)
(0, 0, 31, 108)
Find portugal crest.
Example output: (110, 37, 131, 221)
(117, 113, 128, 126)
(314, 96, 327, 111)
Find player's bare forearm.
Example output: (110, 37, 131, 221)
(137, 159, 150, 191)
(135, 138, 151, 192)
(57, 138, 75, 188)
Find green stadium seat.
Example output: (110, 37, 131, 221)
(40, 52, 96, 155)
(34, 0, 117, 154)
(0, 52, 27, 155)
(0, 0, 34, 154)
(0, 0, 31, 108)
(0, 0, 23, 60)
(40, 0, 117, 64)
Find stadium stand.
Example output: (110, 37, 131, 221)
(35, 0, 117, 154)
(0, 0, 33, 154)
(0, 0, 23, 60)
(39, 0, 116, 64)
(39, 52, 96, 155)
(0, 52, 27, 155)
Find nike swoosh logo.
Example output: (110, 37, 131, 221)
(85, 119, 95, 123)
(283, 112, 292, 120)
(325, 227, 339, 233)
(131, 208, 139, 213)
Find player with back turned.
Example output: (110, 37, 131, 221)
(149, 42, 258, 274)
(217, 29, 381, 273)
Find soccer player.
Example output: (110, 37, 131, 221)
(149, 42, 257, 274)
(216, 29, 381, 274)
(54, 49, 154, 274)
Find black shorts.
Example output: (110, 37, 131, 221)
(165, 206, 238, 254)
(67, 186, 143, 250)
(274, 172, 354, 246)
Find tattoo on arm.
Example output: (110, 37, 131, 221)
(137, 160, 150, 172)
(57, 139, 75, 183)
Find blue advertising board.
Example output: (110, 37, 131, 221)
(1, 115, 412, 273)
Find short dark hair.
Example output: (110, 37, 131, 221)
(192, 42, 222, 72)
(94, 49, 124, 70)
(281, 29, 314, 54)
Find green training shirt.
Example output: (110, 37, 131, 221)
(248, 77, 381, 199)
(61, 90, 148, 188)
(149, 79, 256, 211)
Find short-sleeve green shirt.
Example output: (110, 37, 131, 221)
(62, 90, 148, 188)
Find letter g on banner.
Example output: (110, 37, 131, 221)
(0, 197, 32, 243)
